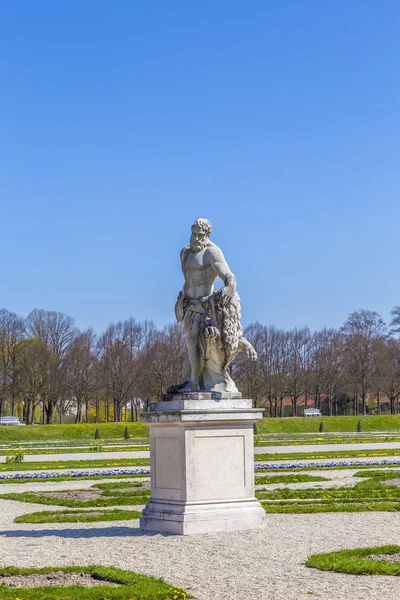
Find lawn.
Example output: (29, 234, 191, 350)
(255, 448, 400, 461)
(1, 414, 399, 444)
(257, 467, 400, 513)
(0, 457, 150, 471)
(0, 566, 189, 599)
(255, 415, 400, 434)
(0, 422, 149, 442)
(307, 545, 400, 575)
(255, 434, 400, 446)
(15, 508, 142, 524)
(0, 481, 150, 508)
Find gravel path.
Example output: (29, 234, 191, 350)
(0, 477, 399, 600)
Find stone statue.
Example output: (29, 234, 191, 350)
(168, 218, 257, 394)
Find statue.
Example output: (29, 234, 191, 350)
(168, 218, 257, 394)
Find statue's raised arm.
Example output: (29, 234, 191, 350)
(169, 218, 257, 395)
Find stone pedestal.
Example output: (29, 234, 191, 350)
(139, 392, 266, 535)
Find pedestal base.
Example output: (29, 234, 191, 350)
(140, 393, 266, 535)
(140, 498, 266, 535)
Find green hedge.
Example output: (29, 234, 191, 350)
(0, 422, 149, 442)
(255, 415, 400, 434)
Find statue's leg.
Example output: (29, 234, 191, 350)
(182, 313, 205, 392)
(182, 354, 190, 382)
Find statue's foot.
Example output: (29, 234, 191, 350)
(181, 382, 201, 393)
(167, 382, 188, 394)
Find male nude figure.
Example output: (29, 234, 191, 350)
(171, 218, 256, 393)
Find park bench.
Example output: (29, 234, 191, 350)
(304, 408, 322, 417)
(0, 416, 22, 425)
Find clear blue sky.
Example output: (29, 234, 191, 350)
(1, 1, 399, 334)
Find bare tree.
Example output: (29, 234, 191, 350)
(25, 309, 76, 423)
(234, 323, 265, 403)
(389, 306, 400, 337)
(341, 310, 386, 415)
(286, 328, 309, 416)
(0, 309, 26, 416)
(17, 338, 52, 424)
(377, 338, 400, 414)
(97, 322, 137, 421)
(65, 329, 97, 423)
(316, 329, 344, 416)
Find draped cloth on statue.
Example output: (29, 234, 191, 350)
(175, 291, 242, 393)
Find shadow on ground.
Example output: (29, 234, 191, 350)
(0, 526, 171, 539)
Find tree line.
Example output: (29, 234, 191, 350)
(1, 307, 400, 423)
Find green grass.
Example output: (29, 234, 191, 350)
(255, 448, 400, 461)
(0, 422, 149, 442)
(306, 545, 400, 575)
(262, 501, 400, 513)
(0, 565, 190, 599)
(255, 463, 400, 474)
(0, 445, 151, 456)
(0, 457, 150, 471)
(255, 415, 400, 434)
(255, 435, 400, 447)
(0, 489, 150, 508)
(14, 508, 142, 524)
(256, 468, 400, 513)
(1, 414, 398, 444)
(255, 474, 329, 485)
(354, 469, 400, 480)
(92, 481, 145, 490)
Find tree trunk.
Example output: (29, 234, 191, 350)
(353, 393, 358, 416)
(291, 396, 297, 417)
(377, 390, 381, 415)
(45, 402, 54, 424)
(75, 402, 82, 424)
(114, 401, 122, 422)
(361, 390, 367, 415)
(24, 400, 30, 425)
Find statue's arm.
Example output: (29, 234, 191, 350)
(174, 247, 189, 322)
(207, 245, 237, 293)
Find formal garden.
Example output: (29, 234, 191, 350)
(0, 418, 398, 599)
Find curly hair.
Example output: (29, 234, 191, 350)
(192, 218, 212, 238)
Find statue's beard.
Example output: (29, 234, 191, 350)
(190, 238, 209, 252)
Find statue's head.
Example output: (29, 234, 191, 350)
(190, 218, 212, 252)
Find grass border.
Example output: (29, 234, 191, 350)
(0, 565, 190, 599)
(306, 545, 400, 575)
(14, 508, 142, 524)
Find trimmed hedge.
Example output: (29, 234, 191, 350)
(255, 415, 400, 435)
(0, 422, 149, 442)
